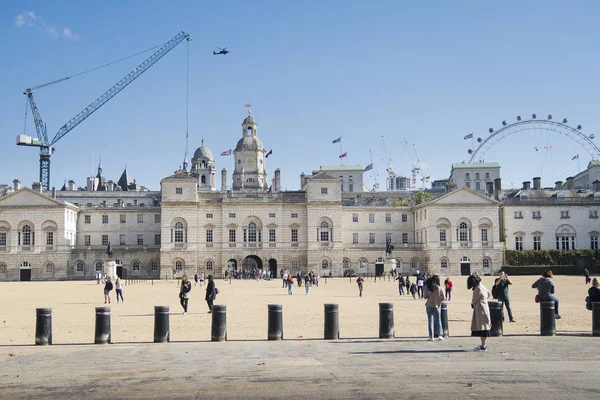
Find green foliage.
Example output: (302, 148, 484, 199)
(393, 199, 409, 206)
(415, 190, 435, 205)
(505, 249, 600, 269)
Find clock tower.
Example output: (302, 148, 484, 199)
(232, 110, 268, 191)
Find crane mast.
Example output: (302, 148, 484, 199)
(19, 31, 190, 191)
(381, 136, 396, 190)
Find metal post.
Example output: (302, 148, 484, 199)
(153, 306, 170, 343)
(379, 302, 394, 338)
(35, 307, 52, 345)
(540, 301, 556, 336)
(489, 300, 503, 337)
(441, 301, 449, 337)
(94, 306, 111, 344)
(211, 305, 227, 341)
(268, 304, 283, 340)
(592, 302, 600, 337)
(324, 303, 339, 339)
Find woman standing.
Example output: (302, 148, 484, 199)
(205, 275, 216, 313)
(532, 270, 561, 319)
(304, 274, 310, 295)
(424, 275, 445, 341)
(115, 277, 124, 303)
(179, 275, 192, 314)
(468, 273, 492, 351)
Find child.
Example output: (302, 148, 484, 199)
(410, 282, 417, 299)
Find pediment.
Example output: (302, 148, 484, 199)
(0, 188, 65, 207)
(428, 187, 499, 205)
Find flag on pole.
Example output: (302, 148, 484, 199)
(364, 163, 373, 172)
(332, 137, 342, 144)
(265, 149, 273, 158)
(221, 149, 232, 156)
(572, 154, 579, 160)
(463, 133, 473, 140)
(545, 146, 552, 151)
(339, 152, 347, 159)
(534, 146, 541, 152)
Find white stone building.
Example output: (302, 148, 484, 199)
(448, 162, 501, 194)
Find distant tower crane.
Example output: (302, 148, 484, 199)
(18, 31, 190, 191)
(381, 136, 396, 190)
(369, 149, 379, 191)
(413, 144, 430, 189)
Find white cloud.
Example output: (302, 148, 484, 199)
(15, 11, 80, 40)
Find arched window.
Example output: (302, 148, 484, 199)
(318, 221, 332, 242)
(206, 260, 213, 270)
(175, 261, 183, 271)
(291, 260, 298, 270)
(173, 222, 186, 243)
(45, 262, 53, 274)
(95, 261, 103, 272)
(440, 259, 448, 269)
(482, 258, 490, 270)
(20, 224, 33, 246)
(248, 222, 257, 242)
(396, 260, 402, 270)
(201, 175, 206, 184)
(321, 260, 329, 269)
(76, 261, 84, 272)
(359, 258, 368, 269)
(151, 260, 159, 271)
(458, 222, 469, 242)
(411, 258, 419, 270)
(343, 259, 350, 270)
(0, 263, 6, 274)
(132, 261, 140, 271)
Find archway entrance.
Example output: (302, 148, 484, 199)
(268, 259, 277, 278)
(20, 262, 31, 281)
(227, 259, 238, 271)
(375, 257, 384, 277)
(242, 255, 262, 272)
(460, 256, 471, 276)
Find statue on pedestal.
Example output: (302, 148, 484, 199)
(106, 242, 113, 259)
(385, 238, 394, 259)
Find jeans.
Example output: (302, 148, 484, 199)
(305, 284, 309, 294)
(417, 286, 424, 299)
(180, 297, 188, 312)
(116, 289, 124, 302)
(288, 283, 293, 295)
(426, 306, 442, 338)
(399, 285, 404, 295)
(501, 297, 514, 321)
(542, 295, 560, 315)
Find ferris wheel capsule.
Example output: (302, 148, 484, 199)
(517, 116, 522, 121)
(468, 149, 473, 154)
(547, 114, 552, 120)
(590, 134, 595, 139)
(577, 125, 582, 130)
(532, 114, 537, 119)
(489, 128, 494, 133)
(502, 120, 507, 126)
(477, 137, 482, 143)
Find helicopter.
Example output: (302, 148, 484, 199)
(213, 47, 229, 55)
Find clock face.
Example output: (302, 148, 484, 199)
(245, 156, 256, 169)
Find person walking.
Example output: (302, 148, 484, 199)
(102, 276, 113, 304)
(179, 275, 192, 314)
(115, 277, 124, 303)
(406, 276, 411, 294)
(297, 272, 302, 287)
(304, 274, 310, 295)
(287, 275, 294, 295)
(357, 276, 365, 297)
(410, 282, 417, 299)
(494, 271, 515, 322)
(468, 273, 492, 351)
(417, 275, 425, 299)
(205, 274, 216, 313)
(444, 277, 453, 301)
(584, 268, 591, 285)
(397, 275, 405, 295)
(532, 269, 561, 319)
(96, 271, 101, 285)
(424, 275, 445, 341)
(199, 272, 205, 287)
(282, 271, 288, 288)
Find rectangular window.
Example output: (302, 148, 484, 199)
(561, 210, 569, 219)
(102, 215, 108, 224)
(349, 183, 354, 192)
(206, 213, 213, 219)
(590, 210, 599, 219)
(321, 187, 328, 195)
(402, 214, 408, 223)
(514, 211, 523, 219)
(137, 214, 143, 224)
(229, 229, 236, 243)
(591, 236, 599, 250)
(155, 214, 161, 224)
(465, 173, 470, 180)
(229, 213, 236, 218)
(402, 233, 408, 244)
(119, 234, 126, 246)
(155, 234, 161, 245)
(515, 237, 523, 251)
(137, 234, 144, 246)
(466, 182, 471, 189)
(534, 236, 542, 250)
(269, 229, 276, 242)
(386, 232, 392, 243)
(84, 215, 91, 224)
(369, 233, 376, 244)
(352, 213, 358, 223)
(475, 173, 480, 180)
(0, 232, 7, 246)
(120, 214, 126, 224)
(269, 213, 276, 218)
(46, 231, 54, 246)
(84, 235, 91, 246)
(532, 211, 541, 219)
(475, 182, 481, 191)
(485, 172, 490, 179)
(385, 213, 392, 223)
(176, 187, 183, 194)
(369, 213, 375, 223)
(206, 229, 213, 243)
(556, 236, 575, 250)
(353, 233, 359, 244)
(291, 213, 298, 219)
(439, 229, 446, 242)
(481, 228, 488, 242)
(291, 229, 298, 243)
(102, 235, 109, 246)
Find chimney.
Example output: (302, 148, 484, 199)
(493, 178, 501, 201)
(52, 186, 56, 199)
(533, 177, 541, 190)
(32, 182, 42, 193)
(485, 181, 494, 197)
(13, 179, 21, 191)
(593, 180, 600, 192)
(522, 181, 531, 190)
(68, 180, 75, 191)
(221, 168, 227, 191)
(274, 168, 281, 192)
(555, 181, 563, 190)
(566, 176, 575, 190)
(107, 180, 115, 191)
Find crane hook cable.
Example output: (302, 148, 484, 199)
(28, 42, 165, 91)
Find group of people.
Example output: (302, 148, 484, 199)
(230, 268, 272, 280)
(179, 274, 217, 314)
(393, 273, 453, 301)
(281, 270, 320, 295)
(100, 276, 124, 304)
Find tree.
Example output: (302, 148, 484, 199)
(415, 190, 435, 205)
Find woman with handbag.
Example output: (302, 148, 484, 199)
(468, 273, 492, 351)
(532, 270, 561, 319)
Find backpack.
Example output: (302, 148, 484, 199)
(106, 281, 113, 291)
(491, 284, 499, 299)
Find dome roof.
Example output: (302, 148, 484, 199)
(192, 140, 214, 161)
(242, 116, 257, 125)
(235, 135, 264, 152)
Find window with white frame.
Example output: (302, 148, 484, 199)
(385, 213, 392, 223)
(45, 263, 53, 273)
(137, 214, 143, 224)
(556, 236, 576, 250)
(120, 214, 126, 224)
(119, 234, 126, 246)
(458, 222, 469, 242)
(175, 261, 183, 271)
(483, 258, 490, 270)
(402, 214, 408, 223)
(352, 213, 358, 223)
(19, 224, 33, 246)
(291, 213, 298, 218)
(590, 210, 599, 219)
(173, 222, 186, 243)
(206, 213, 213, 219)
(352, 233, 359, 244)
(229, 213, 236, 218)
(0, 263, 7, 274)
(248, 222, 257, 242)
(386, 232, 392, 243)
(369, 213, 375, 223)
(533, 236, 542, 250)
(560, 210, 569, 219)
(321, 260, 329, 269)
(102, 215, 108, 224)
(291, 229, 298, 243)
(46, 231, 54, 246)
(343, 259, 349, 270)
(269, 229, 276, 242)
(515, 236, 523, 251)
(291, 260, 298, 270)
(411, 259, 418, 269)
(102, 235, 109, 246)
(95, 261, 103, 271)
(321, 187, 328, 195)
(269, 213, 275, 218)
(155, 234, 161, 245)
(440, 259, 448, 269)
(532, 211, 541, 219)
(402, 232, 408, 243)
(132, 261, 140, 271)
(0, 232, 6, 247)
(206, 260, 213, 270)
(76, 261, 84, 272)
(591, 235, 599, 250)
(369, 233, 376, 244)
(229, 229, 236, 243)
(151, 260, 159, 271)
(318, 221, 331, 242)
(439, 228, 446, 242)
(480, 228, 488, 243)
(176, 187, 183, 194)
(137, 234, 144, 246)
(514, 211, 523, 219)
(359, 258, 367, 269)
(155, 214, 161, 223)
(206, 229, 213, 243)
(85, 215, 91, 224)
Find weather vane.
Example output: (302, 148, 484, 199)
(245, 103, 252, 116)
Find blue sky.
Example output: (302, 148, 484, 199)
(1, 1, 600, 191)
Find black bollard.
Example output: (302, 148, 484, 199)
(211, 305, 227, 342)
(153, 306, 170, 343)
(324, 303, 339, 339)
(488, 300, 503, 337)
(434, 302, 450, 338)
(592, 302, 600, 337)
(379, 302, 394, 338)
(95, 306, 111, 344)
(540, 301, 556, 336)
(35, 307, 52, 345)
(268, 304, 283, 340)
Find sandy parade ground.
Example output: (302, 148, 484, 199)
(0, 274, 595, 345)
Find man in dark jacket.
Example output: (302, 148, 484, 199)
(494, 271, 515, 322)
(205, 275, 216, 313)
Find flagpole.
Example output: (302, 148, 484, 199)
(340, 139, 343, 166)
